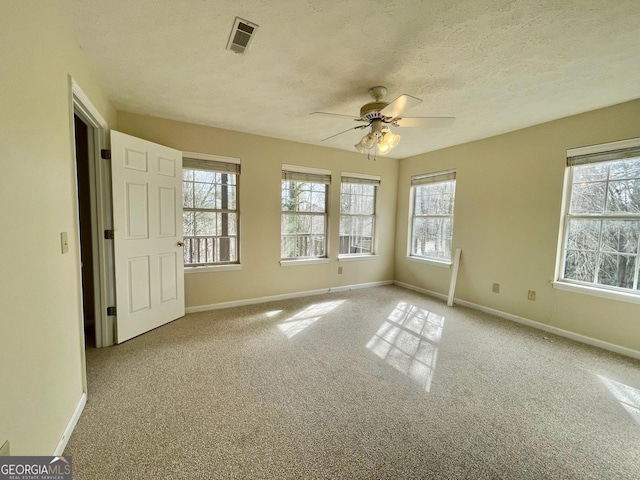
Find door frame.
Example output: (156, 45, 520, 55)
(70, 77, 115, 351)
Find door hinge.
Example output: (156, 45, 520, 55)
(107, 306, 117, 316)
(104, 229, 114, 240)
(101, 149, 111, 160)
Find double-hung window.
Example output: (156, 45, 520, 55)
(339, 173, 380, 255)
(558, 138, 640, 297)
(409, 170, 456, 263)
(182, 154, 240, 267)
(281, 165, 330, 259)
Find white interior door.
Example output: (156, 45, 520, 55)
(111, 130, 185, 343)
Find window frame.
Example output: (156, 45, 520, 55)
(338, 172, 380, 258)
(408, 169, 457, 265)
(280, 165, 331, 262)
(182, 152, 241, 270)
(554, 137, 640, 303)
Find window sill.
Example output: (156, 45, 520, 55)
(552, 281, 640, 305)
(185, 264, 242, 274)
(405, 256, 452, 268)
(338, 254, 378, 262)
(280, 258, 330, 267)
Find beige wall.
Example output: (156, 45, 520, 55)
(395, 99, 640, 352)
(117, 113, 398, 308)
(0, 2, 115, 454)
(2, 1, 638, 457)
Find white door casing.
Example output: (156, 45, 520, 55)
(111, 131, 185, 343)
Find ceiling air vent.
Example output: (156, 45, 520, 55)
(226, 17, 259, 55)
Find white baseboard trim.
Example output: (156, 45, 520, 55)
(185, 280, 394, 314)
(394, 281, 640, 361)
(394, 281, 449, 302)
(53, 392, 86, 456)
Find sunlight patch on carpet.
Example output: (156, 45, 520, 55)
(599, 375, 640, 427)
(278, 300, 345, 338)
(367, 302, 444, 392)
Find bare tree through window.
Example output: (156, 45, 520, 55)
(281, 168, 329, 259)
(410, 171, 456, 262)
(183, 157, 239, 266)
(562, 156, 640, 291)
(339, 177, 378, 255)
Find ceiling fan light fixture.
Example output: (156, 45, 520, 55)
(362, 133, 376, 149)
(385, 131, 401, 149)
(313, 86, 455, 156)
(377, 141, 392, 156)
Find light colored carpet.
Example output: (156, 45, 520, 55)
(65, 285, 640, 479)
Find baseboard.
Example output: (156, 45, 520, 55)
(394, 280, 640, 361)
(394, 280, 449, 302)
(53, 392, 86, 456)
(185, 280, 394, 314)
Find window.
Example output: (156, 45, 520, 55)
(182, 154, 240, 267)
(281, 165, 330, 259)
(409, 170, 456, 262)
(558, 139, 640, 295)
(339, 173, 380, 255)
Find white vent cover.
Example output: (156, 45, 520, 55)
(226, 17, 258, 55)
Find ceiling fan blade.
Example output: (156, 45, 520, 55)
(380, 94, 422, 119)
(310, 112, 362, 121)
(320, 125, 367, 142)
(394, 116, 456, 128)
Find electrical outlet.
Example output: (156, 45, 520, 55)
(492, 283, 500, 293)
(338, 266, 343, 275)
(528, 290, 536, 301)
(0, 440, 10, 456)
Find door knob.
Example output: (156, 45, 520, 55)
(177, 241, 185, 247)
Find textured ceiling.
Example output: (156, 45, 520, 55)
(61, 0, 640, 159)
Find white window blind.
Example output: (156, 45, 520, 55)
(411, 169, 456, 186)
(183, 157, 240, 174)
(341, 172, 381, 186)
(282, 169, 331, 184)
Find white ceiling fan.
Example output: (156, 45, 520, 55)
(310, 86, 455, 155)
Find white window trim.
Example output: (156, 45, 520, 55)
(280, 258, 331, 267)
(182, 152, 241, 267)
(408, 169, 456, 263)
(552, 281, 640, 305)
(339, 172, 380, 257)
(280, 165, 330, 260)
(185, 264, 243, 274)
(338, 254, 379, 262)
(554, 136, 640, 301)
(406, 255, 452, 268)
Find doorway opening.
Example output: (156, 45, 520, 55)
(71, 77, 115, 351)
(74, 114, 97, 348)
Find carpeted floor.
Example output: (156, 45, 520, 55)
(65, 285, 640, 479)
